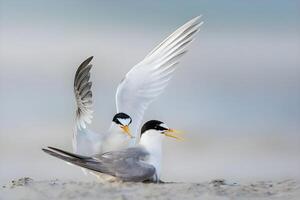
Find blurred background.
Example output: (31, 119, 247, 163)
(0, 0, 299, 184)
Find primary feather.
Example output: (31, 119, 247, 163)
(74, 56, 94, 130)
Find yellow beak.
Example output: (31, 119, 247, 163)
(121, 125, 133, 138)
(164, 129, 184, 141)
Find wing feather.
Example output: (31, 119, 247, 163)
(74, 56, 94, 130)
(43, 146, 155, 182)
(95, 147, 155, 182)
(116, 16, 203, 141)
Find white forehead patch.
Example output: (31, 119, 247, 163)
(160, 123, 169, 130)
(118, 118, 131, 126)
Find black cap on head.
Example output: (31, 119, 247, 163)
(112, 112, 132, 125)
(141, 120, 168, 136)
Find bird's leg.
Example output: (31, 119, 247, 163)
(155, 173, 159, 184)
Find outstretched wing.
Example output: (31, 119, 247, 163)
(74, 56, 94, 130)
(43, 146, 155, 182)
(116, 16, 203, 141)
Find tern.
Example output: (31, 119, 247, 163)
(73, 16, 202, 157)
(43, 120, 182, 182)
(74, 57, 133, 156)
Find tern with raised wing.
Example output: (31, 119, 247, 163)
(73, 16, 202, 158)
(44, 120, 182, 182)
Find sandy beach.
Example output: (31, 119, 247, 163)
(1, 177, 299, 200)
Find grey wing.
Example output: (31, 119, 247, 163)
(74, 56, 94, 130)
(96, 147, 156, 182)
(111, 157, 155, 182)
(43, 146, 155, 182)
(100, 146, 149, 159)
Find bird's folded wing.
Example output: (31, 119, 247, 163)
(43, 146, 155, 182)
(100, 146, 149, 159)
(115, 16, 203, 141)
(74, 56, 94, 130)
(96, 147, 155, 182)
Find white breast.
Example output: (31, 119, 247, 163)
(100, 122, 134, 153)
(101, 131, 131, 153)
(73, 128, 104, 156)
(139, 130, 163, 180)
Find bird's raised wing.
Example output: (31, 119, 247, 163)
(74, 56, 94, 130)
(116, 16, 203, 140)
(43, 146, 155, 182)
